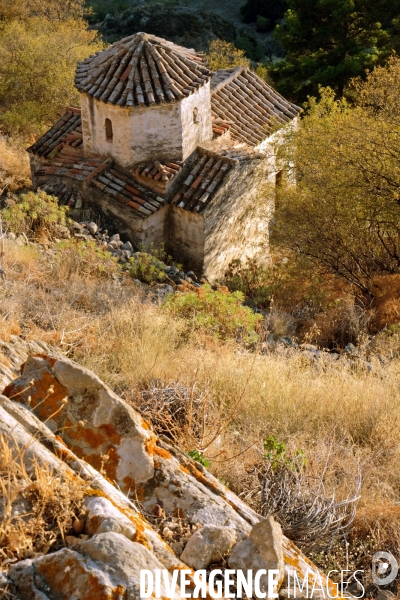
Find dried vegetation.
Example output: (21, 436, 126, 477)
(1, 241, 400, 578)
(0, 435, 86, 565)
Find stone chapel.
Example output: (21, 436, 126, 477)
(28, 32, 300, 277)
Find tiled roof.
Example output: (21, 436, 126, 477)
(91, 164, 166, 218)
(33, 147, 234, 218)
(34, 154, 167, 219)
(27, 108, 82, 158)
(133, 160, 182, 183)
(211, 66, 301, 146)
(33, 149, 103, 182)
(212, 119, 231, 136)
(75, 32, 211, 108)
(171, 149, 234, 213)
(38, 180, 84, 209)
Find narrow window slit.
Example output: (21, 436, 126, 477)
(105, 118, 113, 142)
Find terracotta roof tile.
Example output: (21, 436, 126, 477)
(211, 67, 300, 146)
(75, 32, 211, 108)
(38, 180, 84, 209)
(133, 159, 182, 183)
(212, 119, 231, 136)
(27, 109, 82, 158)
(171, 149, 234, 213)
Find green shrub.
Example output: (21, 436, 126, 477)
(263, 435, 306, 472)
(129, 252, 167, 284)
(2, 190, 68, 238)
(188, 449, 210, 468)
(164, 284, 262, 343)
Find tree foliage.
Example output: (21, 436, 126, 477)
(0, 0, 102, 137)
(0, 0, 88, 23)
(273, 57, 400, 296)
(0, 18, 103, 136)
(240, 0, 287, 30)
(207, 39, 250, 70)
(270, 0, 400, 102)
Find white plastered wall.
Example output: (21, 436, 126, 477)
(81, 94, 183, 166)
(181, 82, 212, 160)
(80, 84, 212, 167)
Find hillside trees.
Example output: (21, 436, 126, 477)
(0, 0, 87, 22)
(240, 0, 287, 30)
(270, 0, 400, 102)
(0, 0, 102, 137)
(273, 57, 400, 296)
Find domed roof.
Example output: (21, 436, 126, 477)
(75, 32, 211, 108)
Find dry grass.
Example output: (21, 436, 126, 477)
(0, 434, 86, 568)
(0, 137, 31, 196)
(1, 242, 400, 569)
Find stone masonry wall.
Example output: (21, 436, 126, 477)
(167, 206, 205, 272)
(180, 82, 213, 161)
(203, 157, 273, 280)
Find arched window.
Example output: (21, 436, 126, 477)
(193, 107, 199, 123)
(105, 118, 113, 142)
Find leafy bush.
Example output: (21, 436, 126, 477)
(274, 60, 400, 298)
(2, 190, 68, 238)
(256, 15, 270, 31)
(86, 0, 131, 21)
(188, 449, 210, 468)
(165, 284, 262, 342)
(235, 34, 265, 62)
(129, 252, 166, 284)
(54, 239, 120, 280)
(0, 136, 31, 195)
(240, 0, 287, 28)
(263, 435, 305, 472)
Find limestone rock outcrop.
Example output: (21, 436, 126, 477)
(0, 346, 347, 599)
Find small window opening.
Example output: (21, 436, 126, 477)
(193, 107, 199, 123)
(275, 170, 284, 186)
(105, 118, 113, 142)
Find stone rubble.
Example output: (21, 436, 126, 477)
(0, 343, 352, 600)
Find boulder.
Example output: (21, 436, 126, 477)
(87, 221, 98, 235)
(3, 354, 156, 490)
(180, 525, 236, 569)
(9, 532, 182, 600)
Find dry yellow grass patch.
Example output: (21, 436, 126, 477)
(0, 137, 31, 195)
(0, 435, 86, 564)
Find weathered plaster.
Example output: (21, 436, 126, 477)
(181, 82, 212, 160)
(202, 157, 273, 280)
(81, 84, 212, 167)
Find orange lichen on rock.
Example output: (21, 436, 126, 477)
(145, 437, 172, 459)
(4, 368, 69, 422)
